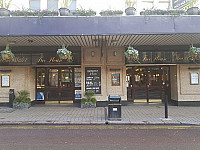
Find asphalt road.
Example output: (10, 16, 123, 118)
(0, 125, 200, 150)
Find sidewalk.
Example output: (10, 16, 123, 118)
(0, 104, 200, 125)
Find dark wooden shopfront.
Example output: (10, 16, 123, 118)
(126, 66, 170, 103)
(36, 67, 81, 103)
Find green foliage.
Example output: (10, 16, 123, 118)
(124, 46, 140, 63)
(140, 9, 186, 16)
(0, 44, 15, 61)
(81, 91, 96, 103)
(183, 0, 198, 10)
(57, 44, 72, 61)
(10, 9, 59, 16)
(13, 90, 31, 104)
(72, 9, 96, 16)
(188, 45, 200, 63)
(100, 10, 123, 16)
(0, 0, 12, 9)
(91, 98, 97, 103)
(81, 98, 87, 103)
(189, 46, 198, 54)
(59, 0, 72, 8)
(125, 0, 136, 8)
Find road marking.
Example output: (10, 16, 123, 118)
(0, 125, 200, 130)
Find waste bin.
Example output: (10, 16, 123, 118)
(108, 95, 121, 121)
(9, 89, 15, 108)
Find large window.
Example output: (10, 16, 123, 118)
(47, 0, 58, 10)
(30, 0, 40, 10)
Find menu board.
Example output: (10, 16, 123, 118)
(85, 67, 101, 94)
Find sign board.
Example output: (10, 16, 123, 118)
(1, 75, 10, 87)
(37, 92, 44, 100)
(75, 90, 82, 99)
(190, 72, 199, 85)
(85, 67, 101, 94)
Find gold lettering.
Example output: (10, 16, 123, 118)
(38, 57, 46, 63)
(154, 56, 166, 61)
(49, 57, 62, 63)
(142, 55, 151, 62)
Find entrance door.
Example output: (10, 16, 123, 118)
(46, 68, 74, 101)
(126, 66, 169, 103)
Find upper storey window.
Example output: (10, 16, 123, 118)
(30, 0, 40, 10)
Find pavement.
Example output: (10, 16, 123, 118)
(0, 103, 200, 125)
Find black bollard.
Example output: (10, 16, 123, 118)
(165, 93, 168, 118)
(9, 89, 15, 108)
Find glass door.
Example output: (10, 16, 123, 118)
(36, 67, 75, 101)
(126, 66, 170, 103)
(47, 68, 59, 100)
(59, 68, 74, 101)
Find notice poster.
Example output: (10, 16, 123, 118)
(190, 72, 199, 85)
(1, 75, 10, 87)
(75, 90, 82, 99)
(85, 67, 101, 94)
(111, 73, 120, 86)
(37, 92, 44, 100)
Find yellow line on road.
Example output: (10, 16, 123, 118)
(0, 125, 200, 130)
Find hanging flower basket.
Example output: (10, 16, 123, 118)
(188, 45, 200, 63)
(0, 44, 15, 61)
(124, 46, 140, 63)
(57, 45, 72, 62)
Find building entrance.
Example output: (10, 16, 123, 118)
(36, 67, 81, 103)
(126, 66, 170, 103)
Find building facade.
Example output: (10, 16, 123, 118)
(0, 15, 200, 106)
(1, 0, 200, 106)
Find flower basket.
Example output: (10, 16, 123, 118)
(57, 45, 72, 62)
(188, 45, 200, 63)
(0, 44, 15, 61)
(124, 46, 140, 63)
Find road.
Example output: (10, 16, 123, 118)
(0, 125, 200, 150)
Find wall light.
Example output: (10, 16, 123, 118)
(91, 51, 95, 57)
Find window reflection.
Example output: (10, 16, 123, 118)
(61, 69, 72, 87)
(37, 68, 45, 89)
(49, 69, 58, 87)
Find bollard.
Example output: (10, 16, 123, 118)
(9, 89, 15, 108)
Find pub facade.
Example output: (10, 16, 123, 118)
(0, 16, 200, 106)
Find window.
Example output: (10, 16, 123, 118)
(47, 0, 58, 10)
(30, 0, 40, 10)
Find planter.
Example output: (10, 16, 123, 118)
(0, 8, 10, 16)
(59, 8, 71, 16)
(13, 103, 31, 109)
(72, 9, 96, 16)
(125, 7, 136, 15)
(188, 53, 200, 63)
(81, 102, 96, 108)
(187, 7, 198, 15)
(100, 10, 123, 16)
(1, 53, 12, 60)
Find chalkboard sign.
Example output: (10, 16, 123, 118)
(85, 67, 101, 94)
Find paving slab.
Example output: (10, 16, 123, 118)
(0, 104, 200, 125)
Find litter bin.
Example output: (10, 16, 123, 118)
(9, 89, 15, 108)
(108, 95, 121, 121)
